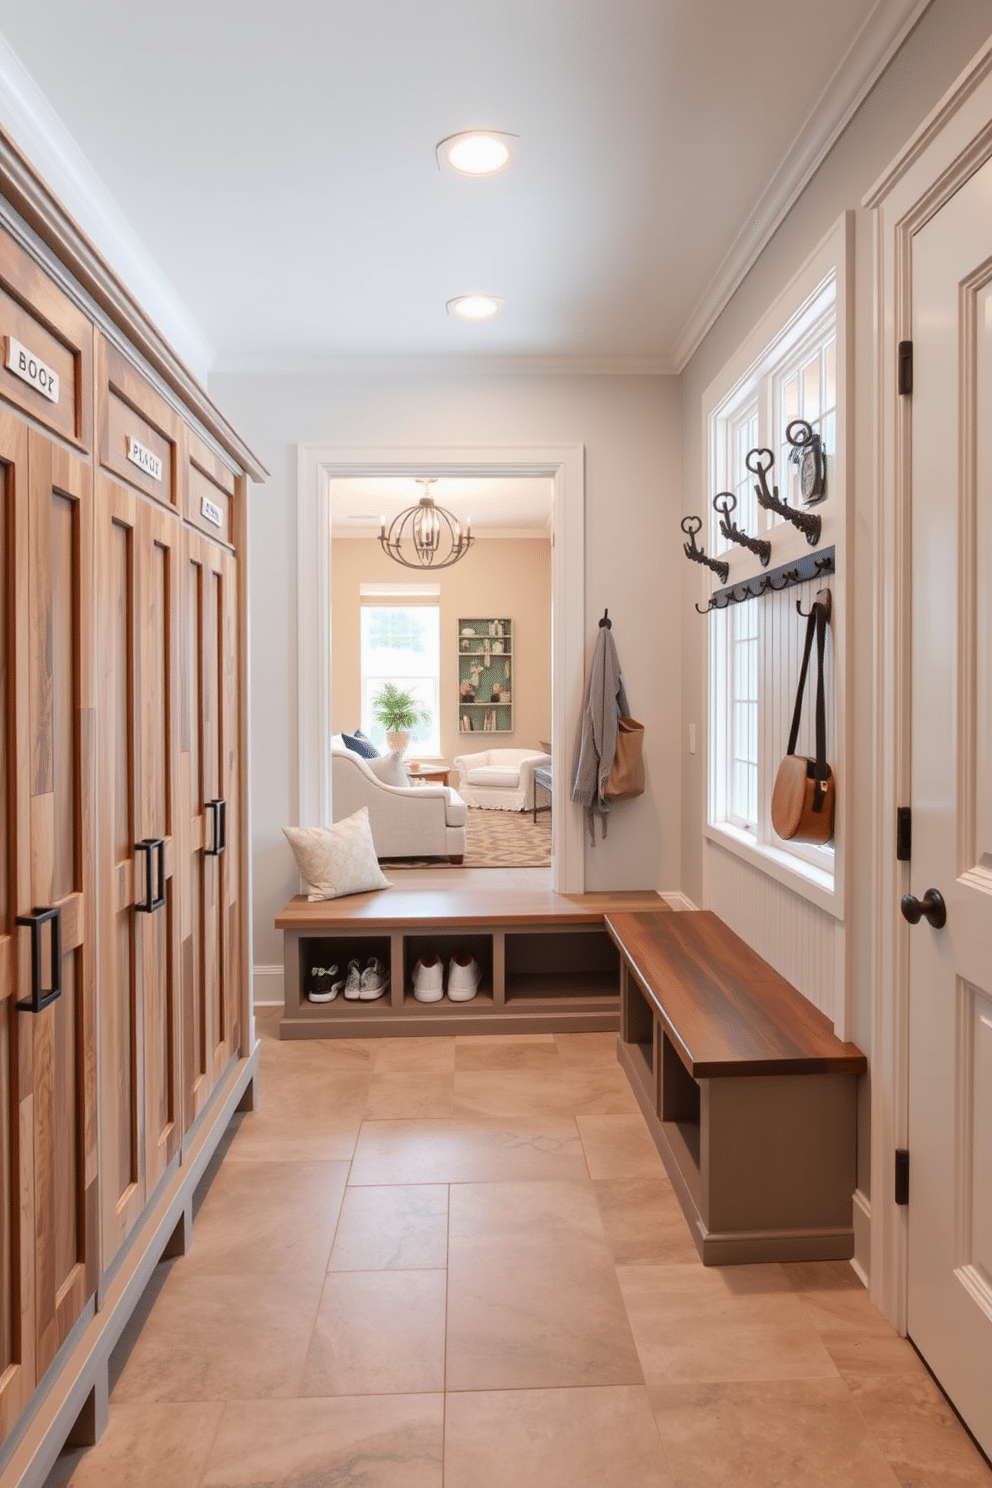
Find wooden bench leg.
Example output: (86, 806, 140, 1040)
(162, 1200, 194, 1260)
(65, 1370, 109, 1449)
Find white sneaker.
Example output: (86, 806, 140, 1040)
(308, 964, 340, 1003)
(447, 952, 481, 1002)
(412, 954, 444, 1003)
(359, 957, 389, 1001)
(343, 959, 363, 1000)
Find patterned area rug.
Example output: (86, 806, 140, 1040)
(379, 806, 551, 869)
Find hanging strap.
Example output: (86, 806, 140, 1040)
(786, 601, 829, 810)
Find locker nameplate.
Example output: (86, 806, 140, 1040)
(126, 435, 163, 482)
(200, 496, 223, 528)
(4, 336, 60, 403)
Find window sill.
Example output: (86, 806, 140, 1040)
(704, 821, 840, 920)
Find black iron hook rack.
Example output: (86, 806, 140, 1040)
(695, 546, 835, 614)
(746, 421, 823, 546)
(713, 491, 771, 567)
(681, 515, 729, 585)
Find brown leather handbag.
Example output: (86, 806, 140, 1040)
(771, 598, 835, 843)
(605, 716, 645, 800)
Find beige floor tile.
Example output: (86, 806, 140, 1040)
(595, 1177, 700, 1265)
(300, 1270, 447, 1396)
(563, 1067, 643, 1115)
(848, 1373, 992, 1486)
(349, 1117, 588, 1184)
(223, 1109, 363, 1162)
(652, 1378, 902, 1487)
(372, 1036, 457, 1072)
(576, 1114, 668, 1178)
(820, 1330, 927, 1378)
(454, 1032, 555, 1045)
(364, 1071, 455, 1118)
(619, 1262, 839, 1386)
(554, 1030, 622, 1067)
(444, 1386, 672, 1488)
(245, 1067, 372, 1124)
(782, 1259, 903, 1336)
(111, 1269, 323, 1402)
(328, 1184, 449, 1271)
(179, 1159, 348, 1275)
(201, 1395, 444, 1488)
(446, 1180, 643, 1390)
(454, 1040, 565, 1073)
(451, 1069, 574, 1119)
(43, 1402, 224, 1488)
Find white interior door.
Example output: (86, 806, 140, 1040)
(907, 151, 992, 1458)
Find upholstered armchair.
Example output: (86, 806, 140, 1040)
(452, 748, 552, 811)
(332, 745, 467, 861)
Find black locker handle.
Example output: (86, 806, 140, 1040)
(16, 906, 62, 1013)
(135, 838, 166, 913)
(205, 798, 226, 856)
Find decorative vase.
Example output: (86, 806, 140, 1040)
(385, 730, 410, 756)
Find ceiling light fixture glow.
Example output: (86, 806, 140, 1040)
(447, 294, 501, 321)
(436, 130, 515, 176)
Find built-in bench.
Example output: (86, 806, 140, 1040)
(605, 909, 867, 1265)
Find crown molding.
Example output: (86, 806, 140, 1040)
(0, 31, 215, 382)
(670, 0, 931, 372)
(210, 350, 676, 378)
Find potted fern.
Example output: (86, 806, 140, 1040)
(370, 682, 431, 756)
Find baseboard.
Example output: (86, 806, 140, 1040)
(253, 965, 284, 1007)
(851, 1188, 871, 1287)
(660, 891, 698, 911)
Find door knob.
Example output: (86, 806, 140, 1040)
(900, 888, 946, 929)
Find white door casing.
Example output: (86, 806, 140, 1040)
(867, 33, 992, 1446)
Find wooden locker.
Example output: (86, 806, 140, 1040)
(180, 526, 240, 1135)
(96, 475, 182, 1276)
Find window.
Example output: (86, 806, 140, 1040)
(707, 272, 838, 887)
(360, 603, 440, 756)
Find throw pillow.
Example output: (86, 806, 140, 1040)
(341, 730, 380, 760)
(283, 809, 391, 900)
(367, 750, 409, 788)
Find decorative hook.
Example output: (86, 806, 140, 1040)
(796, 585, 833, 621)
(694, 546, 835, 614)
(746, 438, 822, 546)
(713, 492, 771, 568)
(681, 515, 729, 585)
(599, 608, 612, 629)
(786, 419, 827, 504)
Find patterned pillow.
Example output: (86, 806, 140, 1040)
(341, 730, 380, 759)
(367, 750, 409, 787)
(283, 809, 391, 900)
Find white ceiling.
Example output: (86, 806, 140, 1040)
(0, 0, 926, 373)
(331, 475, 552, 536)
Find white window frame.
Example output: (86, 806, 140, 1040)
(359, 599, 441, 757)
(700, 215, 851, 917)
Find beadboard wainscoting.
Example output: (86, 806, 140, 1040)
(705, 839, 847, 1036)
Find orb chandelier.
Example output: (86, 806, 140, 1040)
(378, 479, 475, 570)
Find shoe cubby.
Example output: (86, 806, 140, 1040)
(402, 933, 494, 1010)
(503, 926, 620, 1006)
(294, 933, 395, 1017)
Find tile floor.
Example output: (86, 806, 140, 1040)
(45, 1009, 992, 1487)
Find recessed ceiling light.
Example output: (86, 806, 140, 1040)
(437, 131, 515, 176)
(447, 294, 502, 321)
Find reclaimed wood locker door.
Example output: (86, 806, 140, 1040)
(181, 528, 239, 1134)
(96, 478, 181, 1271)
(24, 430, 97, 1376)
(0, 411, 32, 1443)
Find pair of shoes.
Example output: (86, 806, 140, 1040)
(411, 952, 482, 1003)
(308, 964, 342, 1002)
(343, 957, 389, 1001)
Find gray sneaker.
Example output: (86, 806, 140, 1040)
(343, 959, 363, 1000)
(359, 957, 389, 1001)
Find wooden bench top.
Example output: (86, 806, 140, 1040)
(605, 910, 867, 1079)
(276, 886, 666, 932)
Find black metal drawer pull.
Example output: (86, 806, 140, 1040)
(16, 906, 62, 1013)
(205, 798, 226, 856)
(135, 838, 166, 913)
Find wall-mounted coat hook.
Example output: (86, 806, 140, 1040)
(746, 438, 822, 546)
(694, 547, 836, 614)
(599, 608, 612, 629)
(796, 586, 832, 621)
(713, 491, 771, 567)
(681, 515, 729, 585)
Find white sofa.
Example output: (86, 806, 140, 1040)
(332, 744, 467, 861)
(452, 748, 553, 812)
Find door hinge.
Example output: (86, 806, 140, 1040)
(898, 340, 914, 396)
(895, 1148, 910, 1206)
(896, 806, 912, 862)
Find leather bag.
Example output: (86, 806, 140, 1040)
(605, 716, 645, 800)
(771, 598, 835, 843)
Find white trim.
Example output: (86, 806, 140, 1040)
(672, 0, 929, 371)
(703, 823, 839, 918)
(253, 965, 284, 1007)
(660, 891, 698, 912)
(212, 352, 675, 377)
(868, 38, 992, 1337)
(0, 33, 214, 382)
(852, 1188, 872, 1288)
(297, 443, 586, 894)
